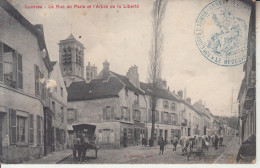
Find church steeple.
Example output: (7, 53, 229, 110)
(59, 34, 85, 87)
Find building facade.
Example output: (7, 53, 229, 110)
(237, 2, 256, 143)
(140, 82, 181, 144)
(67, 61, 146, 148)
(48, 62, 68, 153)
(0, 0, 53, 163)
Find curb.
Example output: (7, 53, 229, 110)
(56, 154, 73, 164)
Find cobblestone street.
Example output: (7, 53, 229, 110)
(59, 135, 239, 164)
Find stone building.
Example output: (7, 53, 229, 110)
(178, 96, 201, 137)
(59, 34, 85, 87)
(237, 0, 256, 143)
(66, 60, 146, 148)
(193, 100, 211, 136)
(47, 62, 68, 153)
(0, 0, 53, 163)
(140, 81, 181, 144)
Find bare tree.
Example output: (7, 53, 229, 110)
(148, 0, 168, 146)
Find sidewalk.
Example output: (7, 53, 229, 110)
(213, 136, 240, 164)
(25, 149, 72, 164)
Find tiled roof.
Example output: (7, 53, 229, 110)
(67, 77, 123, 101)
(140, 82, 179, 102)
(111, 71, 144, 95)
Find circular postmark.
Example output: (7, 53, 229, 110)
(194, 0, 251, 66)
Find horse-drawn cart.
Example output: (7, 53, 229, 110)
(72, 123, 99, 161)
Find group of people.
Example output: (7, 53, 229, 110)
(157, 134, 224, 155)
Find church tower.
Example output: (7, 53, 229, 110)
(59, 34, 85, 87)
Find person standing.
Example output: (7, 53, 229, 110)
(214, 135, 219, 150)
(159, 137, 165, 155)
(172, 136, 178, 151)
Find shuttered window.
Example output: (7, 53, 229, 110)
(9, 109, 17, 145)
(103, 106, 115, 121)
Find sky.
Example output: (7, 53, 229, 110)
(9, 0, 250, 117)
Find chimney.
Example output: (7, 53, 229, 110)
(103, 60, 110, 71)
(177, 90, 183, 98)
(126, 65, 140, 88)
(101, 60, 110, 79)
(186, 97, 191, 104)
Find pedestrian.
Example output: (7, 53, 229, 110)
(214, 135, 219, 150)
(159, 137, 165, 155)
(219, 136, 223, 146)
(172, 135, 178, 151)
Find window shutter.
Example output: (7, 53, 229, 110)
(34, 65, 39, 96)
(121, 107, 124, 119)
(148, 110, 152, 122)
(168, 113, 171, 123)
(127, 108, 130, 121)
(29, 114, 34, 144)
(9, 109, 17, 145)
(75, 109, 78, 122)
(0, 42, 3, 82)
(37, 116, 41, 146)
(17, 54, 23, 89)
(132, 110, 136, 121)
(11, 52, 17, 86)
(111, 106, 115, 120)
(161, 111, 163, 123)
(103, 108, 107, 121)
(110, 129, 114, 142)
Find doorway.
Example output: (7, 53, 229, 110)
(188, 128, 191, 136)
(164, 130, 168, 144)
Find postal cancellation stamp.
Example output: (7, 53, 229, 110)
(194, 0, 251, 66)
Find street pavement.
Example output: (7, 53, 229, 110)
(58, 135, 239, 164)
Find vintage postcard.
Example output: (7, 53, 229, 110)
(0, 0, 257, 166)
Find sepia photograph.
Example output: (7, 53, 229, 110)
(0, 0, 257, 165)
